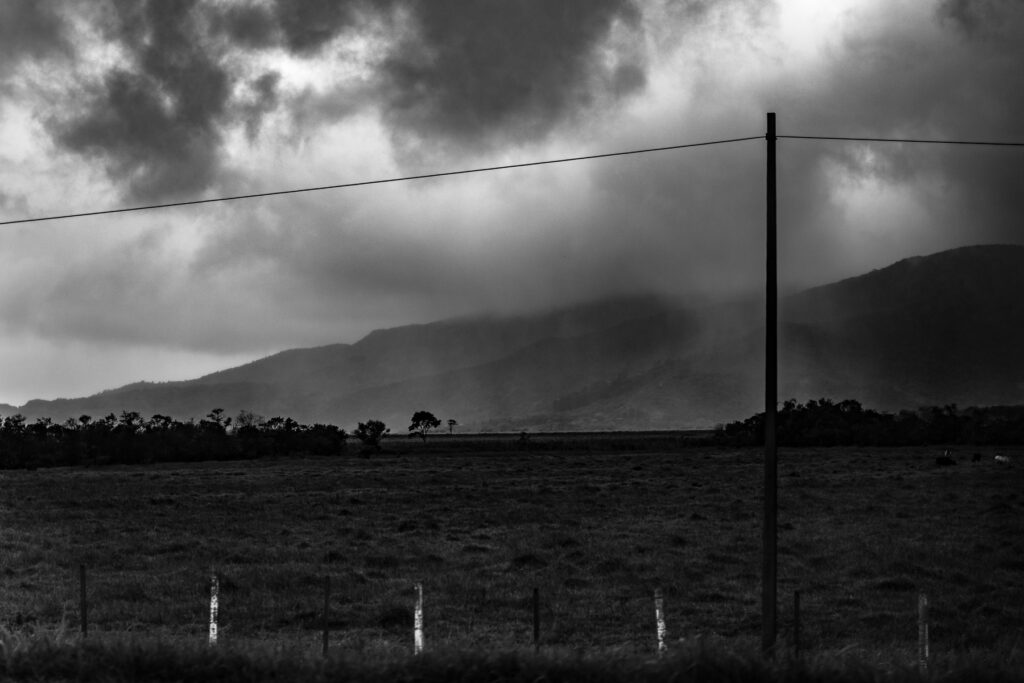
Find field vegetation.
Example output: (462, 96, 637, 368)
(1, 440, 1022, 669)
(2, 636, 1023, 683)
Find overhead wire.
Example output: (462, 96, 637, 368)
(5, 131, 1022, 227)
(778, 134, 1024, 147)
(0, 135, 764, 227)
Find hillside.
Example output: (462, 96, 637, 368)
(781, 244, 1024, 410)
(13, 244, 1024, 430)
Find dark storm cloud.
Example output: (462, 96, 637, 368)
(214, 0, 648, 151)
(210, 0, 383, 53)
(48, 0, 367, 204)
(273, 0, 385, 54)
(52, 1, 233, 202)
(0, 0, 69, 77)
(209, 3, 279, 50)
(44, 0, 648, 202)
(378, 0, 647, 153)
(217, 0, 650, 155)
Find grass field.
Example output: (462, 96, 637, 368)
(3, 637, 1023, 683)
(1, 441, 1022, 665)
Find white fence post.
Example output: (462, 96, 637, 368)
(414, 582, 424, 654)
(654, 588, 667, 655)
(209, 569, 219, 646)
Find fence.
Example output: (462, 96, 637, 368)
(64, 563, 941, 667)
(6, 445, 1020, 665)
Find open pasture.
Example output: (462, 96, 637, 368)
(1, 444, 1022, 660)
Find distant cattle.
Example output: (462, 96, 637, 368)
(995, 454, 1011, 464)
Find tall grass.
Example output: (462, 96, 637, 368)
(1, 632, 1023, 683)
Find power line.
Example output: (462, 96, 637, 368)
(779, 134, 1024, 147)
(8, 131, 1020, 227)
(0, 135, 763, 227)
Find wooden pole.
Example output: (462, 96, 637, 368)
(533, 587, 540, 653)
(762, 111, 779, 657)
(322, 575, 331, 656)
(79, 564, 87, 638)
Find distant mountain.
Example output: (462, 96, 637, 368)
(781, 244, 1024, 411)
(14, 245, 1024, 430)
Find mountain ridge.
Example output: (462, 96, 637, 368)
(13, 245, 1024, 430)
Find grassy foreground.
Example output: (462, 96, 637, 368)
(1, 444, 1023, 660)
(1, 635, 1022, 683)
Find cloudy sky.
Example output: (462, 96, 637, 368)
(0, 0, 1022, 406)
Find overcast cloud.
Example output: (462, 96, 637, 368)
(0, 0, 1022, 405)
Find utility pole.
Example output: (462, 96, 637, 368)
(762, 111, 778, 657)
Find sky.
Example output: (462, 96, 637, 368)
(0, 0, 1022, 407)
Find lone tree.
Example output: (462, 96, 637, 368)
(354, 419, 389, 453)
(408, 411, 441, 442)
(447, 418, 458, 435)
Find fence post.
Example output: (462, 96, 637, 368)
(793, 590, 800, 659)
(533, 587, 540, 653)
(322, 575, 331, 656)
(654, 588, 667, 655)
(414, 582, 424, 654)
(79, 564, 87, 638)
(918, 592, 929, 672)
(208, 569, 219, 646)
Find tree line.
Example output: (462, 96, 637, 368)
(720, 398, 1024, 447)
(4, 399, 1024, 469)
(0, 409, 346, 470)
(0, 408, 458, 470)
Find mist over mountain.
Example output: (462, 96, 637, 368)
(781, 243, 1024, 412)
(15, 244, 1024, 431)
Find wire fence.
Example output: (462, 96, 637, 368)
(49, 562, 965, 670)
